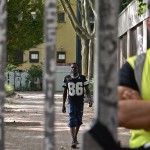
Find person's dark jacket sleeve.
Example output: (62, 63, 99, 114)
(118, 61, 139, 92)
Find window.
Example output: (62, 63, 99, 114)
(57, 12, 65, 23)
(57, 51, 66, 63)
(14, 51, 23, 63)
(29, 51, 39, 63)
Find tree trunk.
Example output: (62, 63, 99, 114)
(81, 36, 88, 77)
(82, 0, 119, 149)
(88, 39, 94, 80)
(0, 1, 7, 149)
(95, 0, 119, 139)
(44, 1, 57, 150)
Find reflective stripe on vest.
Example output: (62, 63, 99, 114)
(127, 53, 146, 95)
(134, 53, 146, 94)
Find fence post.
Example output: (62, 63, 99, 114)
(82, 0, 119, 149)
(0, 0, 7, 149)
(44, 0, 57, 150)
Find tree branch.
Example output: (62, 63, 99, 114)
(88, 0, 97, 18)
(84, 0, 92, 34)
(65, 0, 91, 39)
(59, 0, 82, 38)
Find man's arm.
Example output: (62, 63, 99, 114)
(119, 100, 150, 130)
(85, 85, 93, 107)
(62, 87, 67, 113)
(118, 86, 150, 129)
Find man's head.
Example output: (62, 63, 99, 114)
(71, 63, 79, 75)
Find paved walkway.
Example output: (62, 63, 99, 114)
(4, 92, 45, 150)
(4, 92, 130, 150)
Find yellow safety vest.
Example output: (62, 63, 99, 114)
(127, 50, 150, 148)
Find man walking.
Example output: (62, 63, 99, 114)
(62, 63, 92, 148)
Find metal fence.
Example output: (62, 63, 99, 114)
(5, 66, 70, 92)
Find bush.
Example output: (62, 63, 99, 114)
(5, 63, 17, 72)
(5, 83, 14, 96)
(26, 65, 43, 91)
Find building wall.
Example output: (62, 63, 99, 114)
(118, 0, 148, 36)
(15, 1, 77, 91)
(56, 1, 76, 65)
(17, 43, 45, 70)
(118, 0, 148, 68)
(17, 1, 77, 70)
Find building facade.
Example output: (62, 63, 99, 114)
(11, 1, 77, 91)
(16, 1, 77, 70)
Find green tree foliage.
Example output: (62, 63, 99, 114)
(138, 0, 147, 16)
(5, 63, 17, 72)
(27, 65, 43, 80)
(26, 65, 43, 91)
(120, 0, 132, 12)
(7, 0, 44, 64)
(120, 0, 147, 16)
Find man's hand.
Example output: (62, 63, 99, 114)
(122, 89, 141, 100)
(89, 101, 93, 107)
(62, 105, 66, 113)
(88, 97, 93, 107)
(118, 86, 141, 100)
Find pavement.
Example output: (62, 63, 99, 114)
(4, 92, 130, 150)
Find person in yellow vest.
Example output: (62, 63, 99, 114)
(118, 1, 150, 149)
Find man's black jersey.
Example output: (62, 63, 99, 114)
(62, 74, 89, 104)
